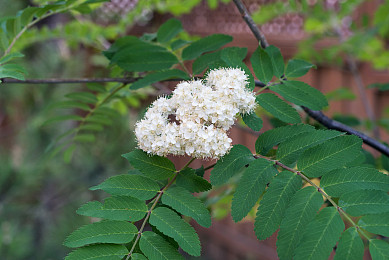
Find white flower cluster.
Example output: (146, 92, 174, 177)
(135, 68, 257, 159)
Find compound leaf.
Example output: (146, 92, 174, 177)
(359, 213, 389, 237)
(333, 227, 364, 260)
(140, 231, 184, 260)
(339, 190, 389, 216)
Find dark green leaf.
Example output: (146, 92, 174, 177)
(157, 18, 183, 43)
(251, 47, 273, 84)
(42, 115, 84, 126)
(140, 231, 184, 260)
(87, 83, 106, 93)
(220, 47, 248, 66)
(297, 135, 362, 178)
(334, 227, 364, 260)
(231, 158, 277, 222)
(162, 186, 211, 227)
(368, 83, 389, 91)
(79, 124, 104, 132)
(171, 39, 190, 51)
(149, 207, 201, 256)
(176, 168, 211, 192)
(359, 213, 389, 237)
(294, 207, 344, 260)
(131, 253, 147, 260)
(285, 59, 316, 78)
(65, 92, 97, 104)
(276, 186, 323, 260)
(339, 190, 389, 216)
(192, 51, 222, 75)
(256, 93, 301, 124)
(321, 166, 389, 197)
(50, 100, 90, 111)
(265, 45, 284, 78)
(270, 81, 328, 110)
(241, 112, 263, 131)
(182, 34, 233, 60)
(369, 239, 389, 260)
(74, 134, 96, 143)
(122, 150, 176, 180)
(254, 171, 301, 240)
(210, 144, 255, 186)
(131, 69, 189, 90)
(64, 220, 137, 248)
(115, 51, 178, 72)
(255, 124, 315, 155)
(65, 244, 128, 260)
(90, 174, 160, 200)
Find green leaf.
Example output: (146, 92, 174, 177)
(131, 253, 147, 260)
(171, 39, 190, 51)
(0, 52, 24, 65)
(103, 196, 147, 222)
(65, 92, 97, 104)
(210, 144, 255, 186)
(359, 213, 389, 237)
(182, 34, 233, 60)
(79, 124, 104, 132)
(231, 158, 277, 222)
(321, 166, 389, 197)
(220, 47, 248, 66)
(255, 124, 315, 155)
(334, 227, 364, 260)
(64, 220, 138, 248)
(175, 168, 211, 193)
(276, 186, 323, 260)
(122, 150, 176, 180)
(42, 115, 84, 126)
(265, 45, 284, 78)
(140, 231, 184, 260)
(250, 47, 273, 84)
(157, 18, 183, 43)
(50, 100, 91, 111)
(94, 107, 120, 118)
(285, 59, 316, 78)
(87, 83, 106, 93)
(340, 190, 389, 216)
(277, 130, 343, 165)
(294, 207, 345, 260)
(131, 69, 189, 90)
(85, 115, 112, 125)
(256, 93, 301, 124)
(90, 174, 160, 200)
(162, 186, 211, 228)
(0, 69, 25, 80)
(65, 244, 128, 260)
(297, 135, 362, 178)
(369, 239, 389, 260)
(192, 51, 222, 75)
(254, 171, 301, 240)
(74, 134, 96, 143)
(149, 207, 201, 256)
(270, 81, 328, 110)
(241, 112, 263, 131)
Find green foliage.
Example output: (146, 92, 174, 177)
(139, 232, 184, 260)
(294, 207, 345, 260)
(264, 45, 284, 78)
(254, 171, 301, 240)
(369, 239, 389, 260)
(333, 227, 364, 260)
(231, 158, 277, 222)
(276, 186, 323, 260)
(241, 112, 263, 131)
(339, 190, 389, 216)
(149, 207, 201, 256)
(181, 34, 233, 60)
(65, 244, 129, 260)
(157, 18, 183, 43)
(256, 93, 301, 124)
(285, 59, 316, 78)
(358, 213, 389, 237)
(175, 168, 212, 192)
(251, 47, 273, 84)
(131, 69, 189, 90)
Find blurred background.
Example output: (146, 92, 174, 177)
(1, 0, 388, 259)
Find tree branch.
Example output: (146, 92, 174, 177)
(232, 0, 389, 157)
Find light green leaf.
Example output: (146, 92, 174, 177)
(0, 69, 25, 80)
(321, 166, 389, 197)
(241, 112, 263, 131)
(149, 207, 201, 256)
(131, 69, 189, 90)
(90, 174, 160, 200)
(79, 124, 103, 132)
(175, 168, 211, 193)
(339, 190, 389, 216)
(122, 150, 176, 180)
(270, 81, 328, 110)
(65, 92, 97, 104)
(276, 186, 323, 260)
(294, 207, 345, 260)
(359, 213, 389, 237)
(334, 227, 364, 260)
(157, 18, 183, 43)
(231, 158, 277, 222)
(74, 134, 96, 143)
(182, 34, 233, 60)
(265, 45, 284, 78)
(0, 52, 24, 65)
(162, 186, 211, 228)
(210, 144, 255, 186)
(277, 130, 343, 165)
(255, 124, 315, 155)
(285, 59, 316, 78)
(256, 93, 301, 124)
(65, 244, 128, 260)
(369, 239, 389, 260)
(140, 231, 184, 260)
(64, 220, 138, 248)
(297, 135, 362, 178)
(254, 171, 301, 240)
(251, 47, 273, 84)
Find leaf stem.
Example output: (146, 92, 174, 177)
(125, 157, 195, 259)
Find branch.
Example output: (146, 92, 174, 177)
(232, 0, 389, 157)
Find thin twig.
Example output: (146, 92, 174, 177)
(232, 0, 389, 157)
